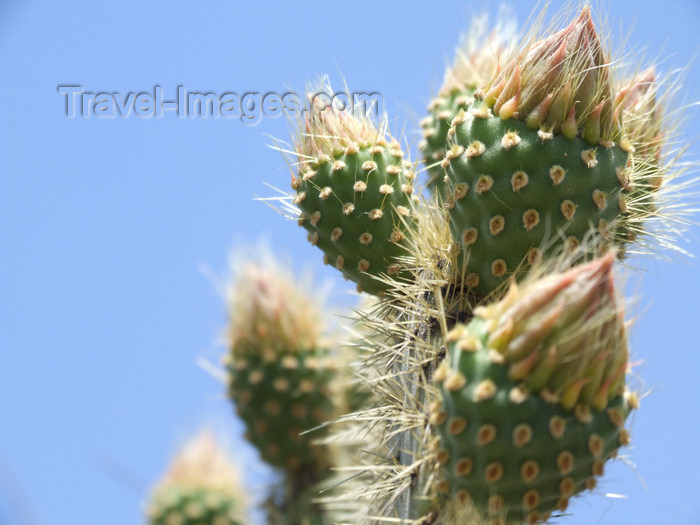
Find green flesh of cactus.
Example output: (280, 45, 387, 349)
(443, 99, 629, 298)
(227, 349, 336, 473)
(421, 89, 476, 196)
(294, 144, 414, 295)
(433, 317, 633, 524)
(148, 487, 242, 525)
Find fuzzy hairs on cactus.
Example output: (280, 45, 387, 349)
(319, 204, 459, 524)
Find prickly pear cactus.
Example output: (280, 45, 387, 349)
(432, 255, 636, 524)
(440, 8, 645, 298)
(176, 5, 693, 525)
(290, 92, 416, 295)
(225, 256, 337, 476)
(147, 433, 246, 525)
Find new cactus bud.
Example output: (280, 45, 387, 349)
(432, 254, 636, 524)
(291, 84, 416, 295)
(225, 256, 337, 476)
(482, 7, 617, 141)
(147, 432, 247, 525)
(421, 19, 510, 195)
(443, 7, 632, 298)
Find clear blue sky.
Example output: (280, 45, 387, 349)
(1, 1, 699, 524)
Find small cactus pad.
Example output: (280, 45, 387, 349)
(148, 487, 243, 525)
(147, 433, 246, 525)
(443, 99, 628, 298)
(292, 99, 416, 295)
(227, 350, 336, 473)
(431, 256, 635, 523)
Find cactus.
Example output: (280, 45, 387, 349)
(224, 255, 338, 524)
(146, 433, 247, 525)
(290, 7, 686, 525)
(145, 4, 694, 525)
(290, 87, 417, 295)
(440, 7, 642, 299)
(433, 254, 635, 524)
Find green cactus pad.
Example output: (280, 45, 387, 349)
(432, 318, 634, 524)
(442, 99, 629, 298)
(227, 349, 336, 473)
(293, 142, 415, 295)
(148, 486, 242, 525)
(421, 89, 476, 195)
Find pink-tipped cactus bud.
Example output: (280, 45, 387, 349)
(474, 252, 628, 409)
(434, 253, 636, 522)
(480, 6, 616, 143)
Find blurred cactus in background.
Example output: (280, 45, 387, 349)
(146, 3, 695, 524)
(147, 432, 247, 525)
(225, 255, 340, 524)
